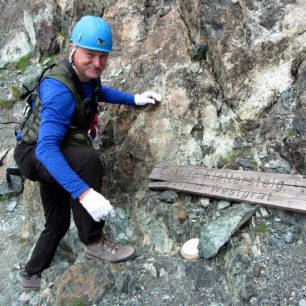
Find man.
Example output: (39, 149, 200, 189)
(14, 15, 161, 291)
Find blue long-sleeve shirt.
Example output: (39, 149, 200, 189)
(35, 78, 135, 199)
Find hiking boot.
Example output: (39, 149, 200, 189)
(84, 236, 136, 262)
(20, 271, 41, 291)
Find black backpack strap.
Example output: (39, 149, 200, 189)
(19, 64, 56, 101)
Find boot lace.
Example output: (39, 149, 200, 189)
(99, 236, 119, 254)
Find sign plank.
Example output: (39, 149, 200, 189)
(148, 164, 306, 213)
(148, 181, 306, 213)
(149, 164, 306, 188)
(149, 166, 306, 201)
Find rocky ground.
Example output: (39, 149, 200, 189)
(1, 179, 306, 305)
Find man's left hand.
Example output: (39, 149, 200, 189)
(135, 91, 162, 106)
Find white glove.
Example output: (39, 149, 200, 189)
(79, 188, 115, 222)
(134, 91, 162, 106)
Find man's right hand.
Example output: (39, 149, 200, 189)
(79, 188, 115, 222)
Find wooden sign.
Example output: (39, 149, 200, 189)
(148, 164, 306, 213)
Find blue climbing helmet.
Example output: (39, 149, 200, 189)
(70, 16, 112, 53)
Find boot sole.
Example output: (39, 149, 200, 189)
(22, 286, 40, 291)
(86, 251, 137, 263)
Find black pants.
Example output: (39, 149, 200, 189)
(14, 143, 105, 275)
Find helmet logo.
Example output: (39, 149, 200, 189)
(97, 38, 105, 46)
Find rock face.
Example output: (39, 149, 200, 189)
(1, 0, 306, 305)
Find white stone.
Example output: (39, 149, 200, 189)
(181, 238, 200, 261)
(259, 207, 270, 218)
(238, 60, 293, 121)
(200, 198, 210, 208)
(0, 31, 32, 63)
(24, 11, 36, 47)
(7, 201, 17, 212)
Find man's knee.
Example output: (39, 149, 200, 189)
(80, 148, 104, 174)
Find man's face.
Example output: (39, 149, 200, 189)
(71, 45, 109, 81)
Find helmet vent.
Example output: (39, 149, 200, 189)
(97, 38, 105, 46)
(77, 33, 83, 42)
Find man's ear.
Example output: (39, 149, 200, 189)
(69, 42, 75, 51)
(69, 43, 77, 63)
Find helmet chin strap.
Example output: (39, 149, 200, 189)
(69, 46, 89, 80)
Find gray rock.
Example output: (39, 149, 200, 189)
(217, 200, 231, 210)
(198, 203, 257, 259)
(158, 190, 178, 203)
(282, 230, 294, 244)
